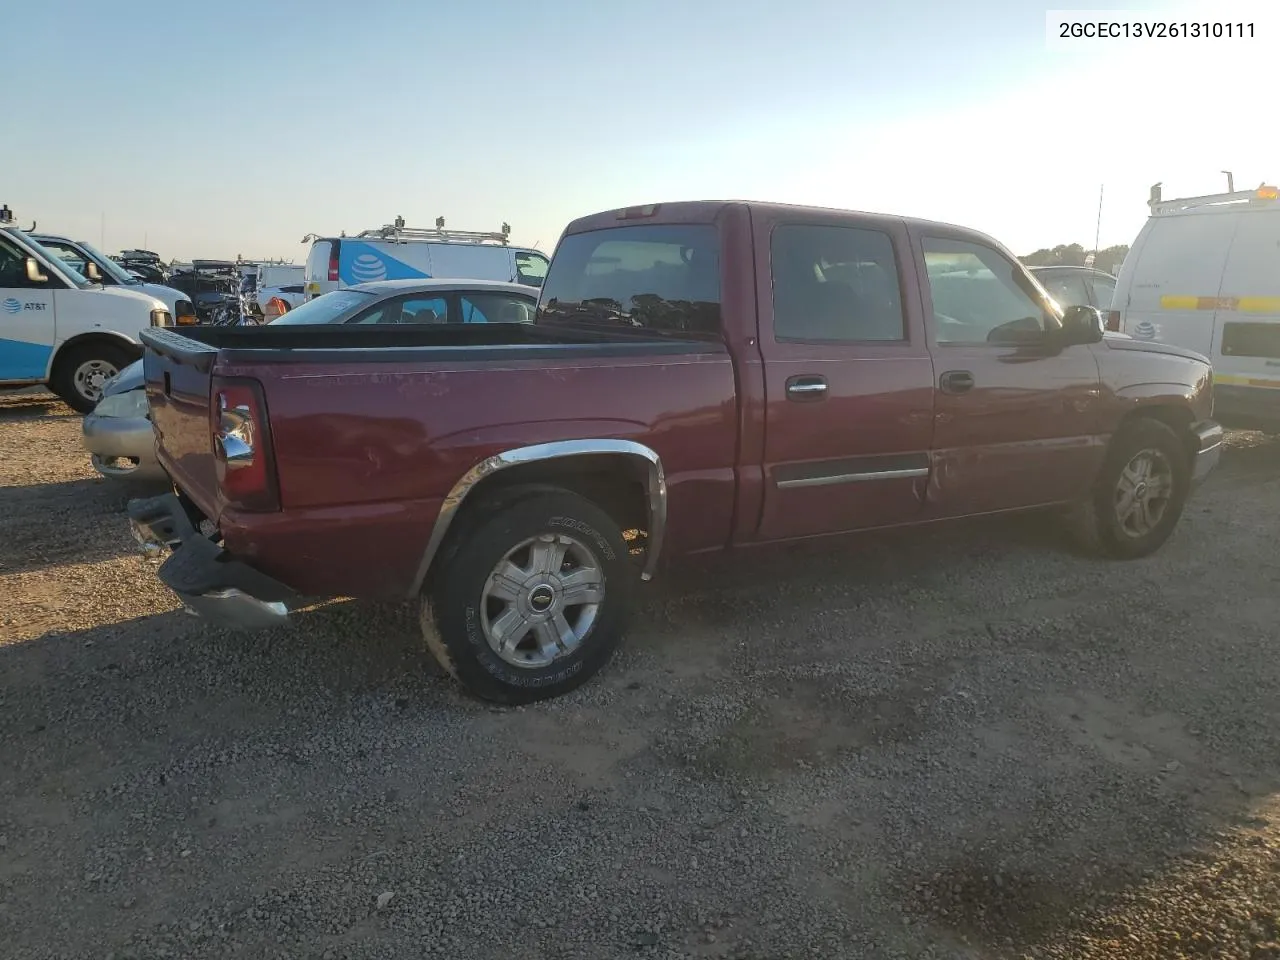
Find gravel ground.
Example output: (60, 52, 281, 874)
(3, 389, 1280, 960)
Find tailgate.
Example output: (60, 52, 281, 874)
(140, 328, 221, 515)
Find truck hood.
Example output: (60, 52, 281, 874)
(134, 282, 192, 315)
(1101, 332, 1209, 365)
(96, 284, 167, 312)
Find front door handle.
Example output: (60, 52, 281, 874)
(785, 375, 828, 400)
(939, 370, 974, 394)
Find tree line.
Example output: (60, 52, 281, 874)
(1020, 243, 1130, 276)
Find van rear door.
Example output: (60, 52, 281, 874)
(1119, 212, 1237, 354)
(304, 240, 334, 299)
(427, 243, 512, 281)
(1213, 207, 1280, 388)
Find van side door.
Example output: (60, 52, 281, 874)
(0, 235, 59, 383)
(753, 213, 936, 541)
(915, 229, 1105, 516)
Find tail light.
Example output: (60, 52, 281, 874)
(1106, 310, 1121, 332)
(211, 377, 279, 512)
(327, 244, 340, 282)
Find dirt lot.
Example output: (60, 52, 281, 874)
(3, 391, 1280, 960)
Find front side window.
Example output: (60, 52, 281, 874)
(923, 238, 1056, 345)
(0, 237, 70, 290)
(538, 224, 721, 340)
(461, 292, 535, 323)
(771, 224, 906, 342)
(1037, 272, 1091, 309)
(515, 251, 549, 287)
(1090, 275, 1117, 309)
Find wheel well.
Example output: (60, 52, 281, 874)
(463, 454, 650, 534)
(427, 453, 652, 588)
(1119, 405, 1197, 464)
(52, 333, 140, 375)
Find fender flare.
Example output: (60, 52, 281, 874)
(410, 439, 667, 596)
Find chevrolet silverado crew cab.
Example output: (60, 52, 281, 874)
(128, 200, 1222, 703)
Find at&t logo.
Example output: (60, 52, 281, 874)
(2, 297, 21, 315)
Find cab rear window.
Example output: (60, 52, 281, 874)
(537, 225, 721, 341)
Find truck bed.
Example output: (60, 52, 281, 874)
(138, 323, 740, 599)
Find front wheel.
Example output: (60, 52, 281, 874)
(50, 342, 134, 414)
(422, 490, 636, 704)
(1065, 418, 1191, 559)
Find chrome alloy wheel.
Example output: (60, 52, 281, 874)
(480, 532, 606, 668)
(1114, 447, 1174, 538)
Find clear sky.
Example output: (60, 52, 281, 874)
(4, 0, 1276, 262)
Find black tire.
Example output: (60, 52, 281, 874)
(1065, 417, 1191, 559)
(50, 342, 135, 414)
(422, 490, 636, 704)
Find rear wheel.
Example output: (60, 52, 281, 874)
(51, 342, 134, 413)
(422, 490, 636, 704)
(1066, 418, 1191, 559)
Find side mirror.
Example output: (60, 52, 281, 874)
(1059, 304, 1104, 346)
(85, 261, 103, 282)
(24, 257, 49, 284)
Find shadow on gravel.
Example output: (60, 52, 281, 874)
(0, 477, 168, 575)
(0, 391, 73, 421)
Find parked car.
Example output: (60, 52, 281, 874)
(127, 200, 1222, 704)
(30, 233, 197, 323)
(83, 279, 538, 482)
(0, 225, 173, 412)
(1113, 181, 1280, 426)
(166, 260, 249, 325)
(302, 219, 549, 301)
(1028, 265, 1117, 313)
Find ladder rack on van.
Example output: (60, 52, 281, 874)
(1148, 182, 1279, 216)
(354, 223, 512, 246)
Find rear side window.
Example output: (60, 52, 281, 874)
(771, 224, 905, 342)
(538, 225, 721, 341)
(461, 291, 535, 323)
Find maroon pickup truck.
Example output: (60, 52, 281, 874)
(128, 201, 1222, 703)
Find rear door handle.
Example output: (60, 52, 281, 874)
(939, 370, 974, 394)
(785, 375, 828, 400)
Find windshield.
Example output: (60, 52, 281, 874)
(268, 289, 376, 325)
(77, 240, 137, 284)
(17, 234, 91, 289)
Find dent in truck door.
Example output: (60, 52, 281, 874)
(754, 217, 936, 541)
(916, 232, 1104, 516)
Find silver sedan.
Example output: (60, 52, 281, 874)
(82, 278, 540, 483)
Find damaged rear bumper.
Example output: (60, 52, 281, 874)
(127, 492, 296, 630)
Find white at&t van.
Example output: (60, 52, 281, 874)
(302, 220, 549, 301)
(1, 225, 173, 412)
(1112, 181, 1280, 425)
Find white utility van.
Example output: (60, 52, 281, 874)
(31, 232, 196, 323)
(0, 225, 173, 412)
(302, 220, 549, 301)
(1113, 181, 1280, 425)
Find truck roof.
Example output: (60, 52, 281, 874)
(346, 278, 537, 297)
(561, 200, 1010, 247)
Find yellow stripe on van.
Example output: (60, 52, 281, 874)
(1239, 297, 1280, 313)
(1214, 373, 1280, 389)
(1159, 295, 1280, 312)
(1159, 295, 1210, 310)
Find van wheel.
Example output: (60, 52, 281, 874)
(421, 490, 636, 704)
(1065, 418, 1191, 559)
(51, 343, 133, 413)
